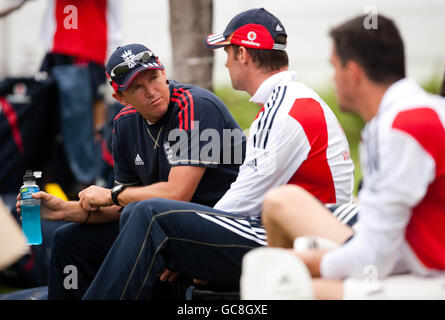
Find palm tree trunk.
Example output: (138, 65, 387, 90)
(169, 0, 214, 91)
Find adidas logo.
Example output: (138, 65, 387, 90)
(276, 24, 283, 32)
(134, 154, 144, 166)
(245, 159, 258, 171)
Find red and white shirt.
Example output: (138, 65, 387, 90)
(40, 0, 123, 65)
(321, 78, 445, 278)
(214, 71, 354, 217)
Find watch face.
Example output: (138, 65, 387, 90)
(113, 185, 123, 192)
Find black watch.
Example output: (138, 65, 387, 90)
(111, 184, 127, 206)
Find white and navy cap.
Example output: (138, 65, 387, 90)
(105, 44, 164, 93)
(205, 8, 287, 51)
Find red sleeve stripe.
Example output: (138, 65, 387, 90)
(0, 97, 24, 155)
(183, 94, 189, 131)
(171, 96, 184, 130)
(173, 89, 189, 130)
(120, 106, 133, 112)
(176, 88, 195, 130)
(287, 98, 337, 204)
(393, 107, 445, 270)
(114, 108, 137, 121)
(171, 97, 185, 129)
(171, 89, 186, 130)
(184, 90, 195, 130)
(172, 88, 195, 131)
(392, 107, 445, 169)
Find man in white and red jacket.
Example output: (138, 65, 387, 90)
(248, 14, 445, 300)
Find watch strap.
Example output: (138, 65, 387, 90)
(111, 185, 126, 206)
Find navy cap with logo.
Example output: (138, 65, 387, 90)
(205, 8, 287, 51)
(105, 44, 164, 93)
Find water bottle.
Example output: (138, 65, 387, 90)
(20, 170, 42, 245)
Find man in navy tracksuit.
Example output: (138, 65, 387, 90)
(17, 44, 245, 299)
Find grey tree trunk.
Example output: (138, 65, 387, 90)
(169, 0, 214, 91)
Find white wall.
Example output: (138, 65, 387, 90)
(0, 0, 444, 90)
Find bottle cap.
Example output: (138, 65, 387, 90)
(23, 170, 42, 181)
(23, 170, 35, 182)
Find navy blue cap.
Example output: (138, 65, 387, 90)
(205, 8, 287, 50)
(106, 44, 164, 92)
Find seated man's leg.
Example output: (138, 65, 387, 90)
(314, 273, 445, 300)
(118, 201, 138, 230)
(312, 278, 343, 299)
(240, 246, 344, 300)
(262, 185, 354, 248)
(48, 221, 120, 299)
(83, 198, 266, 300)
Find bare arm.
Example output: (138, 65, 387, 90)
(16, 192, 121, 224)
(118, 166, 206, 206)
(63, 203, 122, 224)
(78, 166, 206, 210)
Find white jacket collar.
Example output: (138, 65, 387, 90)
(378, 78, 422, 116)
(249, 71, 298, 105)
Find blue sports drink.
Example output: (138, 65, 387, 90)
(21, 202, 42, 245)
(20, 170, 42, 245)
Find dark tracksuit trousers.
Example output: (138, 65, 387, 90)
(48, 220, 182, 300)
(48, 221, 120, 299)
(82, 198, 266, 300)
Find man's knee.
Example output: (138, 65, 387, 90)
(120, 199, 169, 230)
(262, 185, 306, 227)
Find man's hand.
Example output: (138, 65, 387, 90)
(157, 269, 209, 286)
(158, 269, 180, 283)
(16, 191, 67, 221)
(78, 186, 113, 211)
(193, 279, 209, 286)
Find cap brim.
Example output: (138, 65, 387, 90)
(117, 63, 164, 91)
(205, 32, 231, 49)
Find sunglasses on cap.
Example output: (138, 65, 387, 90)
(109, 51, 156, 79)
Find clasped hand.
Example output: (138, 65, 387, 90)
(78, 186, 113, 211)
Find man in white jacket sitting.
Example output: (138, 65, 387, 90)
(242, 14, 445, 300)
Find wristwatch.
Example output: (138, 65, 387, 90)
(111, 184, 127, 206)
